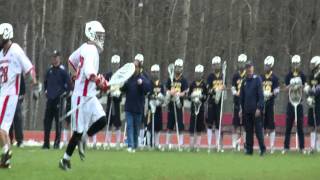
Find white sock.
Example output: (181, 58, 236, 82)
(317, 133, 320, 151)
(190, 136, 194, 147)
(166, 132, 171, 145)
(92, 135, 97, 144)
(196, 135, 201, 147)
(179, 134, 184, 146)
(63, 153, 71, 160)
(310, 132, 316, 149)
(215, 129, 220, 147)
(116, 130, 121, 144)
(146, 131, 151, 146)
(155, 132, 160, 146)
(207, 129, 212, 147)
(2, 144, 9, 154)
(139, 129, 144, 145)
(270, 131, 276, 149)
(63, 129, 68, 144)
(232, 133, 238, 148)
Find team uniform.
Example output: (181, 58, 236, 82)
(104, 72, 122, 129)
(307, 71, 320, 127)
(231, 71, 246, 127)
(261, 72, 279, 130)
(147, 80, 164, 133)
(284, 71, 306, 150)
(188, 80, 207, 134)
(68, 43, 106, 133)
(166, 76, 188, 131)
(206, 72, 225, 130)
(0, 43, 33, 133)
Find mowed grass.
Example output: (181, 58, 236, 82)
(1, 147, 319, 180)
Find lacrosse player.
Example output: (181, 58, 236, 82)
(305, 56, 320, 153)
(147, 64, 165, 149)
(207, 56, 225, 152)
(283, 55, 306, 154)
(165, 59, 188, 150)
(103, 55, 122, 150)
(59, 21, 109, 170)
(261, 56, 280, 154)
(231, 54, 247, 151)
(0, 23, 38, 168)
(189, 64, 207, 152)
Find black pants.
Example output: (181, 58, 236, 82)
(43, 97, 61, 147)
(9, 99, 24, 145)
(244, 112, 265, 153)
(284, 103, 304, 150)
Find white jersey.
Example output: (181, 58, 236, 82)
(68, 43, 99, 97)
(0, 43, 33, 96)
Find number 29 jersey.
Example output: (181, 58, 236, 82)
(0, 43, 33, 96)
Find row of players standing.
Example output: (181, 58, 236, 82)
(103, 53, 320, 154)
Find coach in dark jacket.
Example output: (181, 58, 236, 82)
(42, 50, 72, 149)
(240, 62, 266, 155)
(121, 59, 151, 152)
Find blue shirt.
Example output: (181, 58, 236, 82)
(240, 75, 264, 113)
(121, 73, 151, 114)
(44, 65, 72, 99)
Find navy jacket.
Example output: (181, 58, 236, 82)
(44, 65, 72, 100)
(121, 73, 151, 114)
(240, 75, 264, 113)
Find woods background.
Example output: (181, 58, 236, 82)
(0, 0, 320, 130)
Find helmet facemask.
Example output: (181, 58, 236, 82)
(94, 31, 105, 53)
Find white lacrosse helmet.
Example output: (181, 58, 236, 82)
(111, 55, 120, 64)
(211, 56, 221, 64)
(134, 53, 144, 64)
(291, 55, 301, 64)
(264, 56, 275, 67)
(0, 23, 13, 40)
(195, 64, 204, 73)
(174, 58, 184, 67)
(310, 56, 320, 65)
(151, 64, 160, 72)
(85, 21, 105, 51)
(238, 54, 247, 63)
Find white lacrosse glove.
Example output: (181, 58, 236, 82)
(304, 84, 311, 94)
(231, 86, 237, 96)
(33, 83, 42, 100)
(149, 100, 157, 114)
(111, 89, 121, 98)
(263, 91, 272, 101)
(214, 89, 222, 104)
(175, 94, 182, 108)
(307, 96, 315, 107)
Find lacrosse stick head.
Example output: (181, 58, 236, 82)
(289, 83, 302, 107)
(109, 63, 135, 87)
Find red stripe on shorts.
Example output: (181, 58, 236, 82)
(0, 96, 10, 126)
(75, 96, 81, 129)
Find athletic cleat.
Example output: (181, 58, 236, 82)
(282, 149, 288, 155)
(0, 150, 12, 169)
(59, 159, 71, 171)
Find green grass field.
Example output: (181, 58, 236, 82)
(1, 147, 319, 180)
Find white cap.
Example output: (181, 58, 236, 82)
(211, 56, 221, 64)
(151, 64, 160, 72)
(0, 23, 13, 40)
(310, 56, 320, 65)
(195, 64, 204, 73)
(291, 55, 301, 63)
(264, 56, 274, 67)
(134, 53, 144, 64)
(174, 58, 184, 66)
(238, 54, 247, 63)
(111, 55, 120, 64)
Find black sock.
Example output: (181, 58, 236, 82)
(66, 132, 82, 157)
(87, 116, 107, 137)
